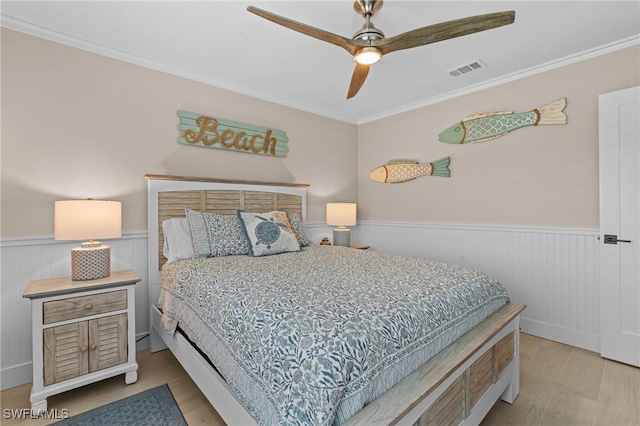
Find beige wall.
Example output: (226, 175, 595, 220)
(357, 46, 639, 228)
(2, 29, 638, 237)
(1, 29, 358, 237)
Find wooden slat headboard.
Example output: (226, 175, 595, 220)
(157, 189, 303, 269)
(146, 174, 309, 275)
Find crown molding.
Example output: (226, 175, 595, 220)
(0, 15, 358, 124)
(2, 15, 638, 125)
(357, 35, 640, 124)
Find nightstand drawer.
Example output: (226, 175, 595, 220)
(43, 290, 127, 324)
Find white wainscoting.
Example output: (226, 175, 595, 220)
(1, 222, 597, 390)
(305, 223, 352, 245)
(358, 221, 601, 353)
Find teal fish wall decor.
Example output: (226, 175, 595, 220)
(369, 157, 450, 184)
(438, 98, 567, 144)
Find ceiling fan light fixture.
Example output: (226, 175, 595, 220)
(354, 47, 382, 65)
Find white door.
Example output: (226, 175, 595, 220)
(599, 86, 640, 367)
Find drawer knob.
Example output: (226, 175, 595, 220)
(80, 345, 87, 352)
(84, 303, 93, 310)
(90, 343, 97, 351)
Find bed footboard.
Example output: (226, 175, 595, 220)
(342, 302, 526, 426)
(151, 302, 524, 426)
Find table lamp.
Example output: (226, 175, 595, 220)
(55, 199, 122, 281)
(326, 202, 356, 247)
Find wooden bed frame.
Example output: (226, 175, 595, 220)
(145, 174, 526, 426)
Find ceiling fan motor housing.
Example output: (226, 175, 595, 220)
(352, 0, 385, 42)
(353, 0, 383, 16)
(352, 24, 384, 42)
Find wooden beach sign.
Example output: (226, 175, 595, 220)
(177, 110, 289, 157)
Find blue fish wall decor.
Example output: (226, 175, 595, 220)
(439, 98, 567, 144)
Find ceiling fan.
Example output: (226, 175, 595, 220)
(247, 1, 515, 99)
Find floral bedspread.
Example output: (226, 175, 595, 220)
(158, 245, 509, 425)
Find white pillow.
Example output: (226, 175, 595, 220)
(162, 218, 194, 263)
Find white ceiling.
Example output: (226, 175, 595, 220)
(2, 1, 639, 123)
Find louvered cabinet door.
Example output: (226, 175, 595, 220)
(88, 313, 128, 372)
(43, 322, 89, 386)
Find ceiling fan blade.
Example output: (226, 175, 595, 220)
(247, 6, 359, 56)
(376, 11, 515, 55)
(347, 63, 370, 99)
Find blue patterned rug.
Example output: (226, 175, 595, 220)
(51, 384, 187, 426)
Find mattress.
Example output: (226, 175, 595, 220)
(158, 245, 509, 425)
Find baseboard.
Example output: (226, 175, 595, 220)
(520, 317, 600, 353)
(0, 361, 32, 392)
(135, 332, 150, 352)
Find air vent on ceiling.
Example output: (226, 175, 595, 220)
(448, 60, 486, 77)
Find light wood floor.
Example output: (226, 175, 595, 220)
(0, 349, 224, 426)
(481, 333, 640, 426)
(1, 333, 638, 425)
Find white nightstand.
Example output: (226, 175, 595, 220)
(23, 270, 140, 414)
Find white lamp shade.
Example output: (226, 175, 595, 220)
(55, 200, 122, 241)
(326, 203, 357, 227)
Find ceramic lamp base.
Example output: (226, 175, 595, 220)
(333, 228, 351, 247)
(71, 242, 110, 281)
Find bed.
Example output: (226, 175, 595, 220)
(146, 174, 526, 426)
